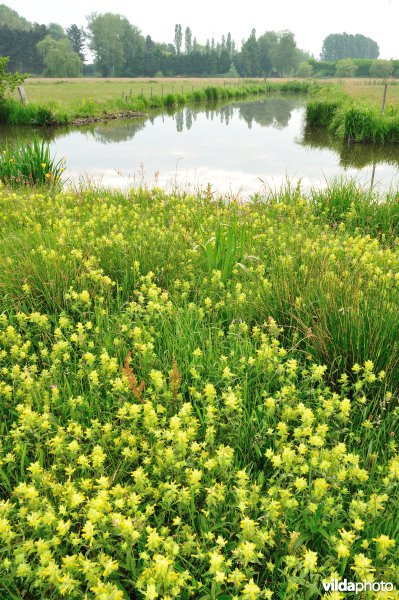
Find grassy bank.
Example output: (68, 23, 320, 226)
(0, 181, 398, 598)
(306, 86, 399, 143)
(1, 79, 314, 126)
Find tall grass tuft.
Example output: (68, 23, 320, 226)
(0, 136, 65, 188)
(198, 207, 247, 281)
(306, 92, 399, 143)
(0, 98, 60, 125)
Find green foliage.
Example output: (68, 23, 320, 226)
(199, 207, 246, 281)
(270, 30, 299, 76)
(37, 36, 82, 77)
(306, 98, 342, 126)
(296, 61, 313, 77)
(370, 59, 394, 79)
(321, 33, 379, 61)
(335, 58, 358, 78)
(279, 80, 314, 93)
(0, 56, 27, 100)
(86, 12, 145, 77)
(0, 4, 31, 30)
(306, 90, 399, 143)
(0, 98, 58, 125)
(66, 24, 86, 62)
(0, 136, 65, 187)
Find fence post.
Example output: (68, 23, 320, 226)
(381, 82, 388, 115)
(18, 86, 28, 104)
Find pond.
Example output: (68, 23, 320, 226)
(1, 96, 399, 194)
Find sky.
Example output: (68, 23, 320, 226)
(7, 0, 399, 59)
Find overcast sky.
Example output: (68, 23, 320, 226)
(8, 0, 399, 59)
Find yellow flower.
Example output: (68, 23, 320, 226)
(242, 578, 262, 599)
(303, 549, 318, 572)
(373, 534, 395, 557)
(336, 542, 350, 558)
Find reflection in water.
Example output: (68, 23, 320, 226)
(0, 97, 398, 193)
(83, 97, 303, 144)
(301, 124, 399, 170)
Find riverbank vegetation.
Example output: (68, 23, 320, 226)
(306, 84, 399, 143)
(0, 181, 398, 598)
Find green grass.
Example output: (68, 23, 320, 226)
(306, 86, 399, 143)
(2, 79, 315, 125)
(0, 181, 398, 598)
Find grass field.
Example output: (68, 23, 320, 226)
(342, 78, 399, 106)
(15, 77, 399, 108)
(0, 180, 399, 598)
(17, 78, 263, 104)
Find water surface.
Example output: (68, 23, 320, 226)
(1, 97, 399, 194)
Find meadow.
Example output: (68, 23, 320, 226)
(0, 180, 398, 598)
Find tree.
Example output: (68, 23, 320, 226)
(270, 31, 298, 76)
(335, 58, 358, 77)
(174, 24, 182, 55)
(184, 27, 192, 54)
(0, 56, 27, 99)
(321, 33, 379, 61)
(37, 36, 82, 77)
(0, 4, 31, 30)
(48, 23, 65, 40)
(258, 31, 278, 75)
(234, 29, 260, 76)
(369, 59, 394, 78)
(297, 61, 313, 77)
(0, 24, 49, 73)
(87, 13, 144, 77)
(67, 24, 86, 62)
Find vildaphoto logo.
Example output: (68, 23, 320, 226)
(322, 579, 394, 593)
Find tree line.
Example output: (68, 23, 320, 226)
(1, 4, 396, 79)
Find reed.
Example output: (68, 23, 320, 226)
(0, 136, 65, 187)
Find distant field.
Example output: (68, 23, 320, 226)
(341, 78, 399, 105)
(16, 77, 399, 108)
(17, 77, 270, 105)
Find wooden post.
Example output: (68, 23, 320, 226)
(17, 86, 28, 104)
(162, 85, 164, 97)
(129, 89, 132, 98)
(381, 82, 388, 115)
(182, 85, 184, 95)
(172, 85, 174, 94)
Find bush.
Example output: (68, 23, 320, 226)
(370, 59, 394, 79)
